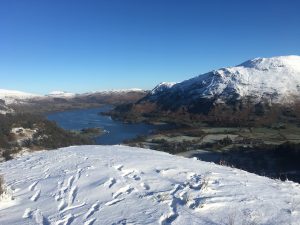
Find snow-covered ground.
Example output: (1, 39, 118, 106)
(0, 145, 300, 225)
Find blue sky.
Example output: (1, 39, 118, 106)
(1, 0, 300, 94)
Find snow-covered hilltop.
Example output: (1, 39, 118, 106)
(1, 145, 300, 225)
(151, 82, 178, 95)
(0, 89, 40, 104)
(145, 55, 300, 106)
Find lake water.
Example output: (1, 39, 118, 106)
(47, 106, 159, 145)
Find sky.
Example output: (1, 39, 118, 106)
(0, 0, 300, 94)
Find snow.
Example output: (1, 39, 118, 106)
(151, 82, 178, 94)
(47, 91, 76, 98)
(0, 88, 146, 105)
(84, 88, 146, 95)
(1, 145, 300, 224)
(152, 55, 300, 104)
(0, 89, 39, 104)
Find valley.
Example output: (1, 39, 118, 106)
(2, 1, 300, 224)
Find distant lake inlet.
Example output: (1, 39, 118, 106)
(47, 106, 160, 145)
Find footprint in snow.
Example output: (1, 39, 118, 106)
(84, 218, 96, 225)
(114, 165, 124, 171)
(85, 201, 100, 219)
(104, 178, 116, 188)
(112, 185, 134, 199)
(22, 208, 33, 219)
(105, 198, 125, 206)
(28, 181, 39, 191)
(68, 186, 78, 206)
(34, 209, 50, 225)
(67, 176, 75, 189)
(30, 189, 41, 201)
(58, 199, 67, 211)
(140, 182, 150, 190)
(55, 213, 74, 225)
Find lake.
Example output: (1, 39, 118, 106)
(47, 106, 160, 145)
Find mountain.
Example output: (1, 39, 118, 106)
(1, 145, 300, 225)
(0, 89, 40, 105)
(125, 55, 299, 117)
(149, 55, 300, 103)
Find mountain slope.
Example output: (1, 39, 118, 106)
(141, 55, 300, 114)
(1, 145, 300, 224)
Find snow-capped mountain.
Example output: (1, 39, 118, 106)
(143, 55, 300, 112)
(0, 89, 40, 104)
(150, 82, 177, 95)
(1, 145, 299, 225)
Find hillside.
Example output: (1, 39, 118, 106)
(1, 145, 300, 225)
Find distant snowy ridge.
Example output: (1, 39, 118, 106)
(0, 89, 40, 104)
(85, 88, 146, 95)
(1, 145, 300, 224)
(46, 91, 76, 98)
(147, 55, 300, 105)
(0, 88, 146, 105)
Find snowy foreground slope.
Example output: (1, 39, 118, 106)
(1, 146, 300, 225)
